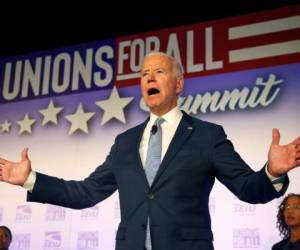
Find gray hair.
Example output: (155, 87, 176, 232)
(143, 51, 184, 78)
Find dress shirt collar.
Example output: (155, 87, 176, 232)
(148, 106, 183, 127)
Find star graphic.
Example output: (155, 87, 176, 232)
(65, 103, 95, 135)
(95, 86, 134, 125)
(0, 120, 12, 133)
(17, 114, 36, 135)
(39, 99, 63, 125)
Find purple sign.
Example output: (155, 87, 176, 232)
(15, 205, 32, 223)
(77, 231, 98, 249)
(45, 205, 66, 221)
(44, 231, 62, 249)
(10, 234, 30, 250)
(234, 203, 256, 216)
(233, 228, 260, 248)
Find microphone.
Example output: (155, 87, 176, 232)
(151, 124, 158, 135)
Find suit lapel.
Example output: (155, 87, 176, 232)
(151, 112, 195, 187)
(131, 119, 150, 187)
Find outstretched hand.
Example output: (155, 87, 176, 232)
(0, 148, 32, 186)
(268, 128, 300, 177)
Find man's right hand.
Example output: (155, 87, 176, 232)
(0, 148, 32, 186)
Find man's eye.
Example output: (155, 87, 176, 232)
(142, 72, 148, 77)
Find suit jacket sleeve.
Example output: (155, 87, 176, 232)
(27, 142, 118, 209)
(213, 126, 288, 203)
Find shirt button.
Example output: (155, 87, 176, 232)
(148, 193, 155, 199)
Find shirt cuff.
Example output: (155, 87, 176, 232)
(22, 171, 37, 193)
(265, 164, 284, 192)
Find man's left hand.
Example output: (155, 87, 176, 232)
(268, 128, 300, 177)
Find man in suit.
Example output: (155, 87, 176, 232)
(0, 52, 300, 250)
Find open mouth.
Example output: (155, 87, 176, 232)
(147, 88, 160, 96)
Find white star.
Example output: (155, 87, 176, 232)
(95, 86, 134, 125)
(17, 114, 36, 135)
(65, 103, 95, 135)
(0, 120, 12, 133)
(39, 99, 63, 125)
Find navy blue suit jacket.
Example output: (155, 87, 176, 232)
(27, 112, 288, 250)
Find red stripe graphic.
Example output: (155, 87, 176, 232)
(115, 5, 300, 87)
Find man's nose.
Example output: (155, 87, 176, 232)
(147, 79, 156, 84)
(147, 73, 156, 83)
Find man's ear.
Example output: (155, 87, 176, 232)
(176, 77, 184, 94)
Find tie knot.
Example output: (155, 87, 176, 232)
(154, 117, 165, 127)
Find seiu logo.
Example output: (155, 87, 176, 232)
(44, 232, 62, 249)
(10, 234, 30, 250)
(234, 203, 256, 215)
(233, 228, 260, 248)
(15, 205, 32, 222)
(45, 205, 66, 221)
(77, 232, 98, 249)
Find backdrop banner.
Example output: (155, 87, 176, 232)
(0, 5, 299, 250)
